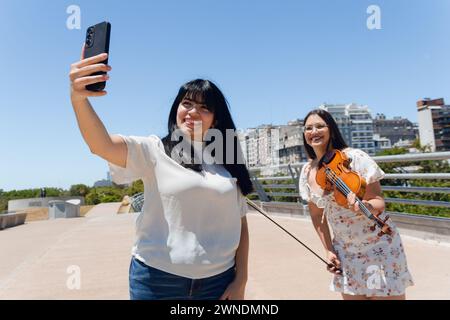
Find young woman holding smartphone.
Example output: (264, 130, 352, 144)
(69, 47, 253, 300)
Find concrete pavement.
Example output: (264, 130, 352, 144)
(0, 203, 449, 299)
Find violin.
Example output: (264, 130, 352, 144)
(315, 149, 392, 237)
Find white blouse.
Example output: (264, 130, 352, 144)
(108, 134, 247, 279)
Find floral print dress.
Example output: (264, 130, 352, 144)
(299, 148, 414, 297)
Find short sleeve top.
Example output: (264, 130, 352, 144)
(108, 134, 247, 279)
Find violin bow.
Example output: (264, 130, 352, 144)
(246, 198, 342, 273)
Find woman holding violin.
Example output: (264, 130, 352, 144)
(299, 109, 413, 300)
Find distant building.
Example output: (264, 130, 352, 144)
(237, 129, 249, 164)
(373, 133, 391, 153)
(240, 102, 429, 173)
(278, 119, 308, 165)
(393, 139, 415, 149)
(93, 171, 114, 187)
(245, 128, 258, 168)
(417, 98, 450, 151)
(374, 113, 418, 147)
(319, 103, 375, 155)
(243, 125, 280, 168)
(239, 121, 308, 173)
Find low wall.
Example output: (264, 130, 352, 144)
(8, 197, 85, 211)
(18, 208, 49, 222)
(48, 201, 80, 219)
(388, 212, 450, 236)
(0, 212, 27, 230)
(249, 201, 450, 237)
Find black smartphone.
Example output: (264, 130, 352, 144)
(84, 21, 111, 91)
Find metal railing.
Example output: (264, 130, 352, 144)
(129, 193, 145, 213)
(249, 151, 450, 211)
(128, 152, 449, 216)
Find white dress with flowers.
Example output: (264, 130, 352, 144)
(299, 148, 414, 297)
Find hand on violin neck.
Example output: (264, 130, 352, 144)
(346, 192, 379, 216)
(346, 192, 358, 212)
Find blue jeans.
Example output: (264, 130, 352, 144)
(129, 256, 236, 300)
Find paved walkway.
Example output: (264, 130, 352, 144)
(0, 203, 449, 300)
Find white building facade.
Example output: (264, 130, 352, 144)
(319, 103, 376, 155)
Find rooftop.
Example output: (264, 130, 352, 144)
(0, 203, 449, 299)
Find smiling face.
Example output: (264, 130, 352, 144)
(176, 96, 215, 140)
(303, 114, 331, 150)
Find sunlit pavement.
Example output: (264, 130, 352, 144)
(0, 203, 449, 300)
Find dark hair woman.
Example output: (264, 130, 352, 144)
(302, 108, 348, 160)
(299, 109, 414, 300)
(161, 79, 253, 195)
(70, 48, 252, 300)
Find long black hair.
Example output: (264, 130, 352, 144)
(302, 109, 348, 160)
(161, 79, 254, 196)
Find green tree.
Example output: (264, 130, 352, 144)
(93, 186, 124, 203)
(70, 184, 91, 197)
(376, 147, 449, 217)
(0, 187, 66, 212)
(44, 187, 68, 197)
(85, 189, 101, 205)
(0, 189, 5, 212)
(124, 180, 144, 196)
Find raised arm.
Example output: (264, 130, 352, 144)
(69, 45, 127, 168)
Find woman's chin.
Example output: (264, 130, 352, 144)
(180, 126, 204, 140)
(176, 126, 191, 137)
(310, 142, 328, 150)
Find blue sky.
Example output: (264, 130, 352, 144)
(1, 0, 449, 191)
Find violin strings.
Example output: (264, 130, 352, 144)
(326, 169, 357, 198)
(325, 168, 374, 218)
(325, 169, 352, 196)
(326, 170, 362, 207)
(324, 167, 387, 231)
